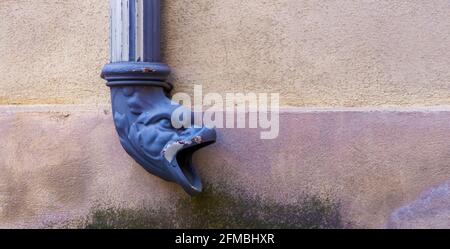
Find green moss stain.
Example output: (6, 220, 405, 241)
(77, 184, 347, 229)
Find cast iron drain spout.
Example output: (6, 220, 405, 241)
(101, 0, 216, 195)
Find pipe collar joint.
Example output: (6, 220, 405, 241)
(102, 62, 172, 91)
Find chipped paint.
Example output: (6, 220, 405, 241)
(388, 181, 450, 229)
(192, 136, 202, 144)
(161, 137, 203, 163)
(162, 142, 186, 163)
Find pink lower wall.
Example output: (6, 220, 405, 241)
(0, 106, 449, 228)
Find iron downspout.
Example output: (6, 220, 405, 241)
(101, 0, 216, 195)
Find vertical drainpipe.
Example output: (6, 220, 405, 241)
(110, 0, 162, 65)
(101, 0, 216, 196)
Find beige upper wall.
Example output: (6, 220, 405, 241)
(0, 0, 449, 107)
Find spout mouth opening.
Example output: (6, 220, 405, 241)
(177, 140, 215, 184)
(169, 129, 216, 196)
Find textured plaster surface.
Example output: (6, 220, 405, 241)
(0, 0, 109, 105)
(1, 0, 450, 106)
(0, 106, 449, 228)
(388, 181, 450, 229)
(0, 106, 183, 228)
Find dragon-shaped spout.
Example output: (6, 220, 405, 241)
(111, 85, 215, 195)
(102, 0, 216, 195)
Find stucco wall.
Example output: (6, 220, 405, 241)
(1, 106, 449, 228)
(1, 0, 449, 106)
(1, 0, 450, 229)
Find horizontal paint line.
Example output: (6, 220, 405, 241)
(279, 105, 450, 113)
(0, 105, 449, 114)
(0, 105, 111, 113)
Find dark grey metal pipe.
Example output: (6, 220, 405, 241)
(102, 0, 216, 195)
(109, 0, 160, 63)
